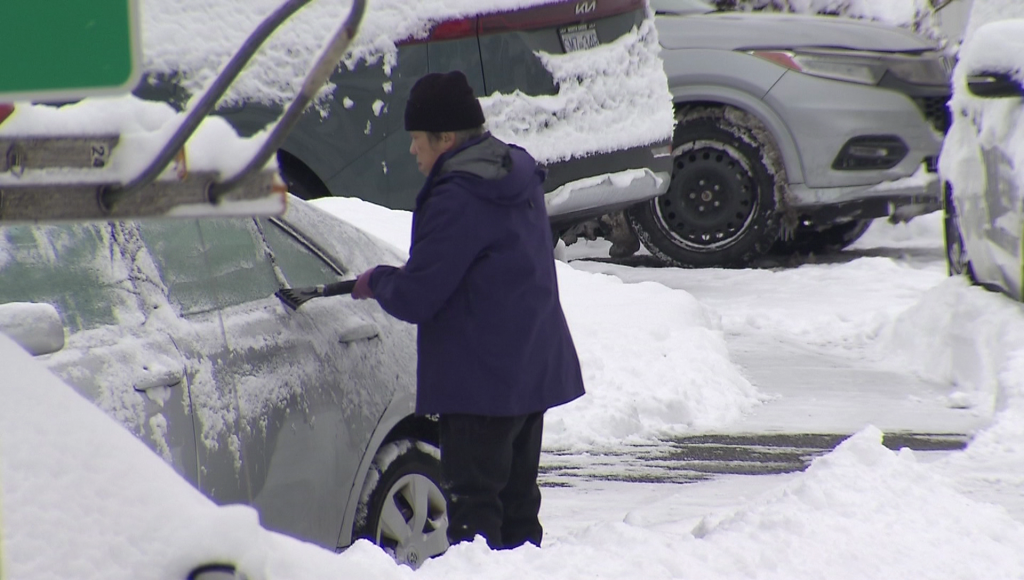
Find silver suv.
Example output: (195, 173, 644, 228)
(624, 0, 951, 267)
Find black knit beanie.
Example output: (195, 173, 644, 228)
(404, 71, 485, 132)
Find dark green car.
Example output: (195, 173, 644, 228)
(135, 0, 673, 238)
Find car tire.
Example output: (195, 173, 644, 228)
(627, 106, 782, 268)
(771, 219, 873, 255)
(353, 439, 448, 569)
(943, 182, 975, 280)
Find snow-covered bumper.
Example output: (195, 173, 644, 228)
(545, 167, 670, 230)
(787, 165, 941, 223)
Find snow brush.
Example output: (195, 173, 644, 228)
(276, 279, 356, 310)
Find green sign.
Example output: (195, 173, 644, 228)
(0, 0, 140, 102)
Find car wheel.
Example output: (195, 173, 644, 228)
(354, 439, 448, 569)
(771, 219, 873, 255)
(943, 182, 974, 279)
(627, 106, 782, 268)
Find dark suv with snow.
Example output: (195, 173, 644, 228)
(134, 0, 673, 235)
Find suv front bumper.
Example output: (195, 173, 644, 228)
(788, 164, 941, 222)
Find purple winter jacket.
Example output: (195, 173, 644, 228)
(368, 133, 585, 417)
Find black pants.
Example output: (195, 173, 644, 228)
(439, 411, 544, 550)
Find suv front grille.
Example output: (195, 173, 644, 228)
(914, 96, 951, 133)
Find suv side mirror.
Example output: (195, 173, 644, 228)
(967, 73, 1024, 99)
(0, 302, 65, 356)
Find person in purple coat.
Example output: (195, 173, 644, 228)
(351, 70, 585, 551)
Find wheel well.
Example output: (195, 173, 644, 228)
(381, 414, 439, 449)
(276, 149, 331, 200)
(673, 97, 804, 188)
(674, 100, 724, 115)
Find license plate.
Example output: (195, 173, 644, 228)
(559, 24, 599, 53)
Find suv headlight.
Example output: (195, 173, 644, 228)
(749, 49, 949, 87)
(882, 52, 950, 85)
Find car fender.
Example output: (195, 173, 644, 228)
(335, 389, 419, 549)
(662, 49, 805, 185)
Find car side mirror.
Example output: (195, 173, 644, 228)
(0, 302, 65, 356)
(966, 73, 1024, 98)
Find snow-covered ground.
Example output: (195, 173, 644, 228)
(6, 197, 1024, 579)
(6, 0, 1024, 577)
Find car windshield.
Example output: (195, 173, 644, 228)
(649, 0, 717, 15)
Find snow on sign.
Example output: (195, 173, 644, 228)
(0, 0, 142, 102)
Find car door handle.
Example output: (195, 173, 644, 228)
(338, 323, 380, 344)
(134, 368, 184, 391)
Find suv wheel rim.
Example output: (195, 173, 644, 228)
(376, 473, 448, 568)
(655, 140, 759, 251)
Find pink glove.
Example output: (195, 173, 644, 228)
(352, 267, 376, 300)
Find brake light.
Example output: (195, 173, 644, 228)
(397, 17, 479, 45)
(430, 18, 478, 41)
(397, 0, 645, 45)
(480, 0, 644, 35)
(0, 103, 13, 125)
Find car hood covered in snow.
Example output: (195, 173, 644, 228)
(656, 12, 938, 52)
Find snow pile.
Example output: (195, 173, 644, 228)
(412, 427, 1024, 580)
(683, 426, 1024, 580)
(878, 269, 1024, 531)
(882, 277, 1024, 413)
(548, 264, 762, 447)
(0, 332, 263, 580)
(850, 210, 945, 250)
(573, 254, 946, 355)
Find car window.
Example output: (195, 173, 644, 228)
(257, 217, 344, 288)
(197, 219, 280, 309)
(138, 220, 210, 316)
(0, 223, 137, 333)
(139, 218, 278, 316)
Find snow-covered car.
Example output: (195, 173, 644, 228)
(133, 0, 674, 237)
(941, 17, 1024, 301)
(0, 195, 447, 567)
(624, 0, 952, 267)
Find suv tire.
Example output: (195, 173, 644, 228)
(353, 439, 448, 569)
(628, 106, 782, 268)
